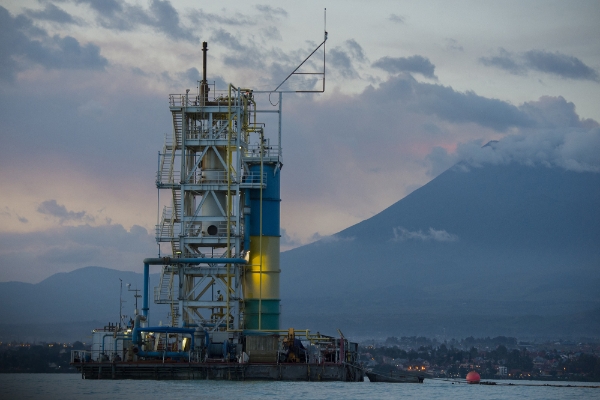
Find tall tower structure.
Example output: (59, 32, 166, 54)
(153, 42, 282, 331)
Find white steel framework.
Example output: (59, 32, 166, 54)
(154, 85, 282, 331)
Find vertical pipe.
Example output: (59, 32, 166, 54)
(244, 192, 251, 251)
(278, 92, 282, 158)
(143, 263, 149, 319)
(201, 42, 208, 103)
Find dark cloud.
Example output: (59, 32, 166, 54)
(0, 6, 107, 80)
(255, 5, 288, 19)
(28, 34, 107, 70)
(479, 48, 524, 74)
(37, 200, 94, 224)
(76, 0, 198, 41)
(481, 48, 599, 82)
(25, 3, 79, 24)
(414, 83, 532, 131)
(388, 14, 405, 24)
(329, 48, 357, 79)
(373, 55, 437, 79)
(183, 67, 200, 84)
(148, 0, 191, 41)
(345, 39, 366, 63)
(364, 74, 533, 131)
(524, 50, 599, 82)
(210, 28, 244, 51)
(328, 40, 367, 80)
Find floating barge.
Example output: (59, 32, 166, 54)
(71, 38, 364, 382)
(72, 324, 363, 381)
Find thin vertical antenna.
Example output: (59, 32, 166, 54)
(324, 8, 327, 91)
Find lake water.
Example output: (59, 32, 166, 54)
(1, 374, 599, 400)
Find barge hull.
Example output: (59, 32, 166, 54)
(75, 362, 364, 381)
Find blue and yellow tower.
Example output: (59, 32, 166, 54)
(244, 161, 281, 330)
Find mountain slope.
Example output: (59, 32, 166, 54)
(280, 163, 600, 337)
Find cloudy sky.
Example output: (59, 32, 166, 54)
(1, 0, 599, 283)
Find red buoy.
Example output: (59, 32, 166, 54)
(466, 370, 481, 384)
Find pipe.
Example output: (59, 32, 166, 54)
(244, 195, 251, 251)
(137, 351, 190, 359)
(132, 315, 147, 346)
(143, 257, 247, 265)
(201, 42, 209, 103)
(133, 320, 195, 349)
(143, 263, 149, 318)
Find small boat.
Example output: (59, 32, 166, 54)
(366, 371, 424, 383)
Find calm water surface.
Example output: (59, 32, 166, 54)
(2, 374, 599, 400)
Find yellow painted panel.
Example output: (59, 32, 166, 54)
(244, 236, 280, 299)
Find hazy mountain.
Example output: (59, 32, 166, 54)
(280, 163, 600, 338)
(1, 163, 599, 341)
(0, 267, 166, 342)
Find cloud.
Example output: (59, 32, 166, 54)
(388, 14, 405, 24)
(329, 48, 357, 79)
(392, 227, 458, 242)
(0, 6, 107, 80)
(24, 3, 79, 25)
(148, 0, 191, 41)
(480, 48, 599, 82)
(76, 0, 198, 41)
(37, 200, 94, 224)
(479, 48, 524, 74)
(373, 55, 437, 79)
(261, 26, 282, 41)
(372, 75, 532, 131)
(188, 9, 255, 26)
(524, 50, 599, 82)
(329, 39, 367, 79)
(280, 228, 302, 249)
(75, 0, 122, 17)
(0, 223, 156, 282)
(1, 207, 28, 224)
(311, 233, 356, 244)
(210, 28, 244, 51)
(255, 5, 288, 19)
(426, 96, 600, 174)
(345, 39, 367, 63)
(445, 38, 464, 52)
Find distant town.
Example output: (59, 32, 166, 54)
(1, 336, 599, 382)
(361, 336, 600, 382)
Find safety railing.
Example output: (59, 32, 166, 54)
(245, 144, 281, 159)
(186, 170, 237, 185)
(169, 91, 241, 107)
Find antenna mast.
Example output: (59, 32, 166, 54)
(273, 8, 328, 92)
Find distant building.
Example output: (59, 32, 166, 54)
(497, 366, 507, 376)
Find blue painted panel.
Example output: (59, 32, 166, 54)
(249, 164, 280, 237)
